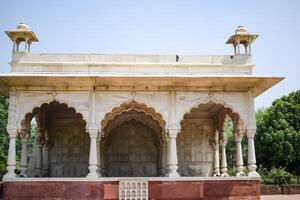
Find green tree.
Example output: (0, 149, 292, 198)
(256, 90, 300, 174)
(0, 96, 9, 179)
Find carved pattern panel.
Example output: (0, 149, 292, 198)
(105, 120, 159, 177)
(49, 117, 89, 177)
(177, 118, 214, 176)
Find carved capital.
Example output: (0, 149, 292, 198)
(219, 139, 227, 147)
(36, 134, 44, 146)
(168, 129, 179, 138)
(167, 123, 180, 131)
(7, 129, 18, 138)
(167, 122, 180, 138)
(246, 129, 256, 138)
(88, 128, 99, 138)
(212, 142, 219, 150)
(234, 131, 243, 143)
(20, 129, 30, 142)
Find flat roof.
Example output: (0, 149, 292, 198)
(0, 74, 283, 97)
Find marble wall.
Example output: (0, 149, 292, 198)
(177, 117, 214, 176)
(49, 111, 89, 177)
(105, 120, 159, 177)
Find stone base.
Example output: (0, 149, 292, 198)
(3, 179, 260, 200)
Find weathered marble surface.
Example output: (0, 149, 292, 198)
(105, 120, 159, 177)
(177, 117, 214, 176)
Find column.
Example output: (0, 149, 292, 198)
(28, 42, 31, 53)
(160, 141, 167, 176)
(87, 128, 99, 178)
(20, 129, 29, 177)
(167, 127, 180, 178)
(247, 128, 260, 177)
(220, 137, 229, 177)
(100, 138, 106, 176)
(234, 123, 245, 176)
(165, 136, 170, 176)
(237, 38, 240, 54)
(25, 40, 28, 52)
(213, 143, 220, 176)
(249, 43, 252, 55)
(42, 145, 50, 177)
(16, 42, 20, 51)
(13, 41, 16, 52)
(36, 132, 43, 177)
(234, 44, 237, 55)
(42, 130, 50, 177)
(213, 130, 220, 176)
(244, 44, 248, 54)
(35, 136, 43, 177)
(3, 129, 18, 180)
(96, 133, 102, 177)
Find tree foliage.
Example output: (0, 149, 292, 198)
(0, 96, 8, 179)
(256, 90, 300, 174)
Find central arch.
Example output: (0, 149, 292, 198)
(101, 100, 166, 177)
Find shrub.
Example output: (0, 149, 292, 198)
(267, 167, 292, 186)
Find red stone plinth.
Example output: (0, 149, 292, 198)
(3, 179, 260, 200)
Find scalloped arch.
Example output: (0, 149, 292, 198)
(19, 100, 87, 130)
(101, 100, 166, 132)
(179, 97, 246, 128)
(17, 98, 88, 129)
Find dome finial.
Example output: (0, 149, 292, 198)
(17, 22, 30, 31)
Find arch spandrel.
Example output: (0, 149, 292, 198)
(176, 93, 248, 129)
(18, 100, 88, 130)
(95, 92, 170, 129)
(16, 92, 89, 129)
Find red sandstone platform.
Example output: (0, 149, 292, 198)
(3, 177, 260, 200)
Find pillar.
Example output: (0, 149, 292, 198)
(42, 144, 51, 177)
(28, 41, 31, 53)
(16, 42, 19, 51)
(42, 130, 51, 177)
(87, 128, 99, 178)
(213, 142, 220, 176)
(244, 44, 248, 54)
(20, 129, 29, 177)
(13, 41, 16, 52)
(213, 130, 220, 176)
(25, 40, 28, 52)
(96, 133, 102, 177)
(237, 38, 240, 54)
(167, 126, 180, 178)
(36, 132, 44, 177)
(247, 128, 260, 177)
(100, 137, 106, 176)
(3, 129, 18, 180)
(249, 43, 252, 55)
(234, 122, 245, 176)
(234, 44, 237, 55)
(220, 137, 229, 177)
(160, 140, 167, 176)
(165, 136, 170, 176)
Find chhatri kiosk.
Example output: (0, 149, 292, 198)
(1, 23, 283, 199)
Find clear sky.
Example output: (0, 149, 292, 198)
(0, 0, 299, 109)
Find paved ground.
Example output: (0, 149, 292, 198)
(261, 194, 300, 200)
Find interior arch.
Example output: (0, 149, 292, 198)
(177, 101, 240, 177)
(101, 100, 166, 177)
(21, 100, 89, 177)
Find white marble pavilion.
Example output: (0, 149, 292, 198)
(1, 23, 283, 181)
